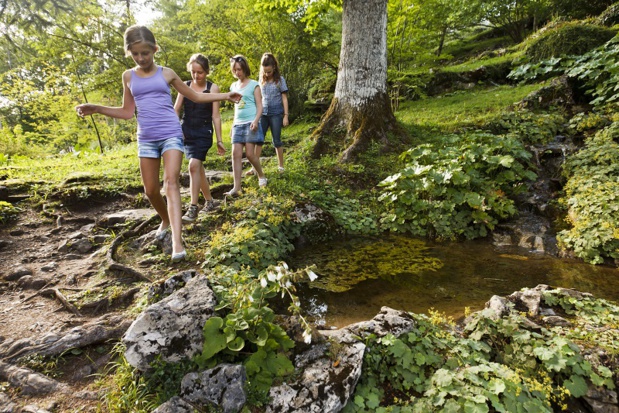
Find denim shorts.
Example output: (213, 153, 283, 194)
(182, 124, 213, 161)
(231, 122, 264, 145)
(137, 137, 184, 158)
(260, 114, 284, 148)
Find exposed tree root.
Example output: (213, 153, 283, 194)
(105, 215, 158, 283)
(39, 288, 82, 317)
(79, 287, 140, 314)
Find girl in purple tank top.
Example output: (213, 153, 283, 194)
(76, 25, 240, 262)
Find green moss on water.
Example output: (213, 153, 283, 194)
(291, 235, 443, 292)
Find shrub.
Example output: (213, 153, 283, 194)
(596, 1, 619, 26)
(378, 132, 537, 240)
(526, 22, 616, 62)
(557, 123, 619, 263)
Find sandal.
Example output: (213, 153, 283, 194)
(224, 190, 241, 197)
(245, 168, 255, 177)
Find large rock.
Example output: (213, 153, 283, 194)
(180, 364, 247, 413)
(123, 273, 217, 372)
(267, 307, 416, 413)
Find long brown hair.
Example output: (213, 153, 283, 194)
(260, 53, 281, 85)
(187, 53, 209, 73)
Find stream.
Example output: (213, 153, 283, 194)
(290, 235, 619, 328)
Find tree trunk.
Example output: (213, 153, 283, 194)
(312, 0, 398, 162)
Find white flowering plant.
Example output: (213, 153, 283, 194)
(197, 262, 318, 394)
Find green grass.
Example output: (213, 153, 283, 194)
(441, 51, 522, 73)
(395, 83, 543, 136)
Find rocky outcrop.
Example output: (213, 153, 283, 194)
(122, 273, 216, 372)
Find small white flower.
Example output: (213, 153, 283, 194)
(302, 330, 312, 344)
(282, 262, 289, 270)
(260, 278, 268, 288)
(267, 271, 277, 282)
(307, 270, 318, 282)
(285, 281, 292, 288)
(248, 295, 254, 302)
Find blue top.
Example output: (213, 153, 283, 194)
(130, 66, 183, 143)
(261, 77, 288, 116)
(180, 80, 213, 129)
(231, 79, 259, 124)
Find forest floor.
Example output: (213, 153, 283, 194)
(0, 192, 163, 412)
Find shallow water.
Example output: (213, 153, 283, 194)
(289, 235, 619, 329)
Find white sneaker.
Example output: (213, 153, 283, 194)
(259, 177, 268, 187)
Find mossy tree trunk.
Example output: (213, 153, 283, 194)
(311, 0, 398, 163)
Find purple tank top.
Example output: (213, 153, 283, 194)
(130, 66, 183, 142)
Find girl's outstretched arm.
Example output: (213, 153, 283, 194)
(165, 67, 240, 103)
(76, 71, 136, 120)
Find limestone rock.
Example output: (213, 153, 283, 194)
(180, 364, 247, 413)
(123, 274, 217, 372)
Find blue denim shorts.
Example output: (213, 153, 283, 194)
(260, 114, 284, 148)
(137, 137, 184, 158)
(231, 122, 264, 145)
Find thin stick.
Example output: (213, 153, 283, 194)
(72, 54, 104, 154)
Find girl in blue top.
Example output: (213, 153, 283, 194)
(76, 26, 239, 262)
(251, 53, 289, 173)
(226, 55, 267, 196)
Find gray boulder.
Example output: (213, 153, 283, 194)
(180, 364, 247, 413)
(123, 273, 217, 371)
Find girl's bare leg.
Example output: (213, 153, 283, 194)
(162, 149, 184, 255)
(197, 162, 212, 201)
(275, 146, 284, 169)
(140, 157, 169, 231)
(245, 143, 265, 179)
(188, 158, 207, 205)
(230, 143, 244, 193)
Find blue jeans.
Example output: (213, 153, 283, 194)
(260, 114, 284, 148)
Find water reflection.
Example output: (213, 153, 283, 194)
(289, 235, 619, 329)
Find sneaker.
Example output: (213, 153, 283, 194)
(278, 166, 285, 173)
(259, 177, 268, 187)
(182, 205, 199, 223)
(200, 199, 218, 214)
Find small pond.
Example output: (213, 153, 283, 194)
(289, 235, 619, 329)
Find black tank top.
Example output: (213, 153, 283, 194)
(181, 80, 213, 128)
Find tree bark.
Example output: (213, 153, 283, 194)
(312, 0, 398, 162)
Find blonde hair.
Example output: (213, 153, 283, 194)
(123, 25, 157, 57)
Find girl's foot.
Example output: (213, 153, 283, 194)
(171, 250, 187, 262)
(155, 224, 171, 241)
(278, 166, 285, 173)
(224, 189, 242, 197)
(259, 177, 268, 187)
(245, 168, 255, 177)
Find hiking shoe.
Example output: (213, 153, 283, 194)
(259, 177, 268, 187)
(278, 166, 285, 173)
(200, 199, 218, 214)
(182, 205, 199, 223)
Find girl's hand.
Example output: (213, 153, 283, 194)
(216, 141, 226, 156)
(75, 104, 96, 117)
(250, 120, 258, 131)
(227, 92, 242, 103)
(283, 114, 289, 127)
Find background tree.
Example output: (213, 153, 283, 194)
(262, 0, 399, 162)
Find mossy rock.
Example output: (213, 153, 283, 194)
(526, 21, 616, 62)
(597, 2, 619, 26)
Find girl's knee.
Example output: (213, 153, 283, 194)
(188, 160, 202, 174)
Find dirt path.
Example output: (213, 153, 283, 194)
(0, 196, 150, 412)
